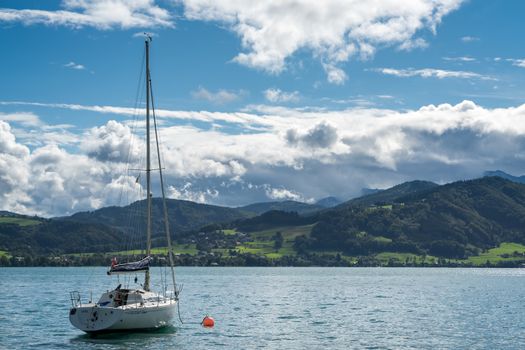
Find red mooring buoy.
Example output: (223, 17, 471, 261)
(201, 315, 215, 328)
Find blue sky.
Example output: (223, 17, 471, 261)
(2, 0, 525, 114)
(2, 0, 525, 216)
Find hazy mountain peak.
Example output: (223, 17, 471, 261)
(483, 170, 525, 184)
(342, 180, 439, 207)
(315, 197, 343, 208)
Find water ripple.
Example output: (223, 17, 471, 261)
(1, 267, 525, 349)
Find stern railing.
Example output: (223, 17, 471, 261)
(69, 291, 82, 307)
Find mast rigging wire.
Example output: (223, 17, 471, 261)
(150, 76, 179, 299)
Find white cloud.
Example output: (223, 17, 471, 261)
(442, 56, 476, 62)
(80, 120, 140, 162)
(168, 182, 219, 203)
(507, 58, 525, 68)
(398, 38, 429, 51)
(286, 122, 339, 149)
(0, 100, 285, 130)
(373, 67, 494, 80)
(0, 111, 74, 131)
(102, 175, 144, 206)
(0, 0, 173, 29)
(0, 119, 146, 216)
(0, 112, 77, 147)
(0, 112, 43, 128)
(321, 97, 376, 107)
(182, 0, 464, 84)
(0, 121, 30, 159)
(323, 64, 348, 85)
(461, 36, 479, 42)
(191, 87, 243, 104)
(64, 61, 86, 70)
(27, 144, 140, 215)
(265, 186, 313, 203)
(6, 99, 525, 215)
(132, 31, 158, 38)
(263, 88, 300, 103)
(0, 122, 31, 212)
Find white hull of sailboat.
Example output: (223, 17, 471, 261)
(69, 301, 176, 333)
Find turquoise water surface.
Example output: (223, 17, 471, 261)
(0, 267, 524, 349)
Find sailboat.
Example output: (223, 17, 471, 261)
(69, 36, 179, 333)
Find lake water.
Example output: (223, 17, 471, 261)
(0, 267, 524, 349)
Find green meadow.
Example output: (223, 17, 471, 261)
(0, 217, 41, 226)
(375, 252, 439, 265)
(466, 242, 525, 265)
(209, 225, 315, 259)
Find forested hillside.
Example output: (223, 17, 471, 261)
(4, 176, 525, 267)
(302, 177, 525, 258)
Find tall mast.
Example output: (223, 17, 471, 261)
(144, 37, 152, 292)
(150, 79, 178, 298)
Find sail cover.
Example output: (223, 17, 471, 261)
(107, 256, 153, 275)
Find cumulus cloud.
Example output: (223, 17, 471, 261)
(80, 120, 139, 162)
(286, 122, 339, 149)
(6, 99, 525, 216)
(0, 0, 173, 29)
(0, 122, 31, 212)
(265, 186, 313, 203)
(323, 64, 348, 85)
(168, 182, 219, 203)
(102, 175, 144, 206)
(28, 144, 143, 215)
(0, 123, 145, 216)
(157, 126, 253, 179)
(182, 0, 464, 83)
(373, 67, 494, 80)
(264, 88, 300, 103)
(191, 87, 243, 104)
(0, 121, 30, 158)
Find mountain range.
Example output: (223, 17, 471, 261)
(3, 171, 525, 265)
(307, 176, 525, 259)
